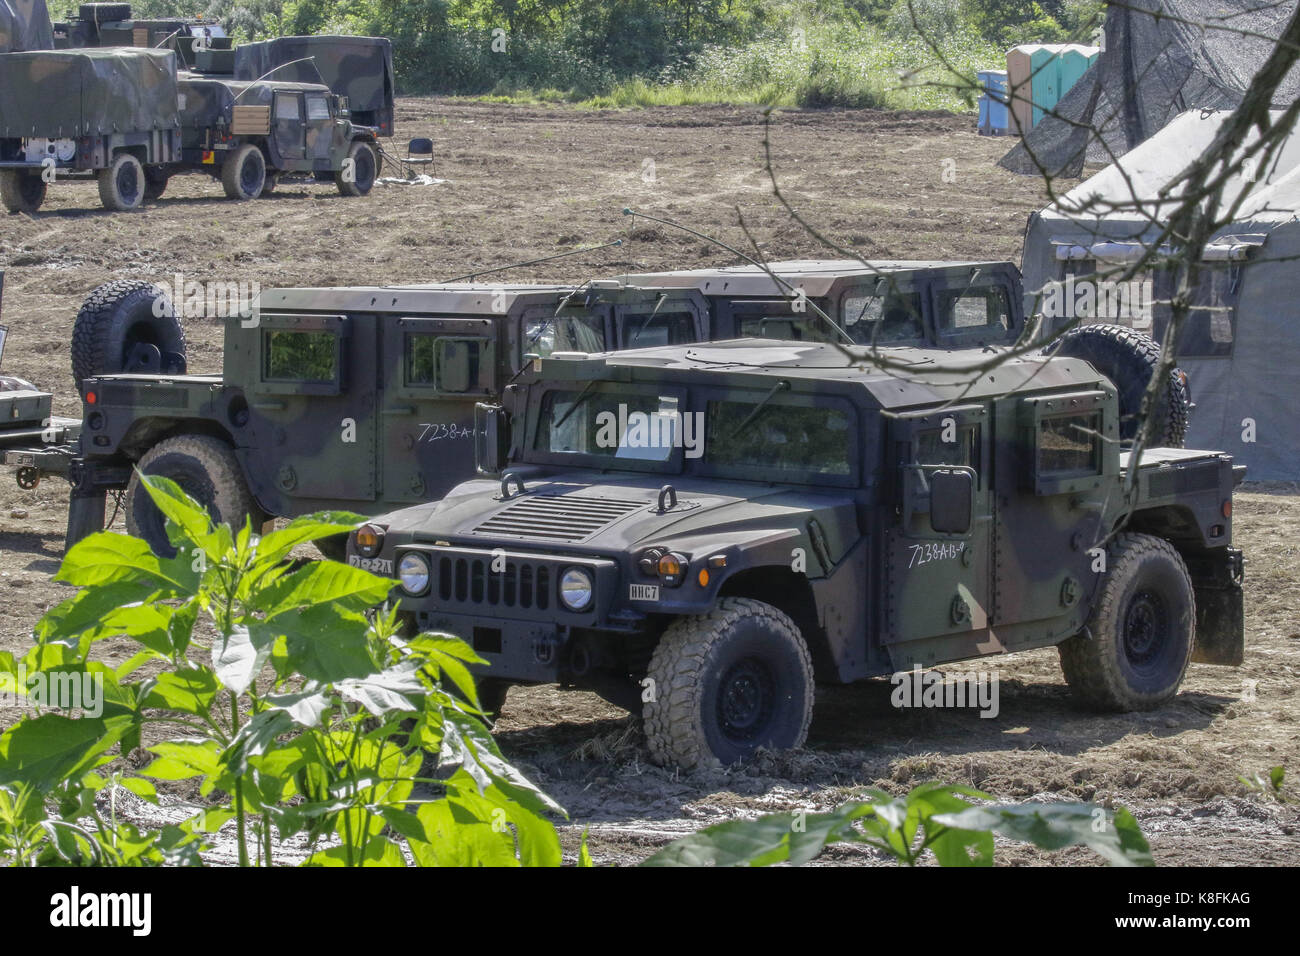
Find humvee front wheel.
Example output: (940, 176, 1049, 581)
(644, 597, 814, 770)
(222, 144, 266, 201)
(0, 170, 46, 214)
(1058, 533, 1195, 711)
(336, 141, 378, 197)
(98, 153, 145, 211)
(144, 167, 169, 202)
(125, 435, 260, 557)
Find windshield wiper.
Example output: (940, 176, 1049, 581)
(728, 379, 790, 439)
(552, 380, 600, 431)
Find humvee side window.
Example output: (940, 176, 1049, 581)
(624, 312, 694, 349)
(264, 329, 337, 382)
(1039, 413, 1101, 477)
(536, 388, 678, 463)
(525, 314, 605, 359)
(738, 314, 838, 343)
(305, 95, 331, 121)
(916, 426, 978, 471)
(274, 93, 301, 120)
(841, 288, 924, 345)
(936, 286, 1012, 336)
(404, 335, 492, 392)
(705, 401, 851, 477)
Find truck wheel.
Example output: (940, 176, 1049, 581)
(71, 279, 186, 385)
(222, 144, 266, 201)
(1058, 533, 1195, 711)
(79, 3, 132, 22)
(644, 597, 814, 770)
(125, 435, 259, 557)
(144, 167, 169, 202)
(476, 679, 511, 721)
(260, 174, 278, 196)
(315, 533, 348, 562)
(1047, 324, 1189, 447)
(0, 170, 46, 214)
(97, 153, 145, 211)
(336, 141, 378, 197)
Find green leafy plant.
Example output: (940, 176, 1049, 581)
(1239, 766, 1291, 804)
(0, 473, 565, 866)
(642, 783, 1154, 866)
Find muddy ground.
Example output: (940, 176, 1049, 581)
(0, 101, 1296, 866)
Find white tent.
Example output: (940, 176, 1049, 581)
(1022, 109, 1300, 479)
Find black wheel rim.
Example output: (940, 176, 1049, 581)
(716, 657, 776, 743)
(241, 156, 262, 194)
(1123, 588, 1169, 670)
(117, 163, 139, 203)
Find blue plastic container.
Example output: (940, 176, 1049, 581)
(977, 69, 1009, 135)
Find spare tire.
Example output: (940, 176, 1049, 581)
(1046, 324, 1190, 448)
(79, 3, 132, 23)
(125, 435, 259, 557)
(72, 280, 187, 386)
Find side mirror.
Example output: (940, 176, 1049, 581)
(475, 403, 509, 475)
(929, 468, 974, 534)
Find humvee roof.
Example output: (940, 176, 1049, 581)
(613, 259, 1014, 297)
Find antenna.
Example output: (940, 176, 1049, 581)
(438, 239, 624, 284)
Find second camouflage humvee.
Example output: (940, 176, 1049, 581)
(346, 339, 1245, 768)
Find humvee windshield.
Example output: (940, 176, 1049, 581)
(531, 383, 853, 480)
(525, 314, 605, 358)
(841, 287, 926, 345)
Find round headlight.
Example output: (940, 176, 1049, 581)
(398, 552, 431, 595)
(354, 523, 385, 558)
(559, 567, 594, 611)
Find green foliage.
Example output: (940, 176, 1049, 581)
(1239, 766, 1291, 803)
(642, 783, 1154, 866)
(0, 472, 565, 866)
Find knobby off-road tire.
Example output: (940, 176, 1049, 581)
(1058, 533, 1195, 711)
(644, 597, 814, 770)
(1048, 324, 1190, 447)
(71, 279, 186, 385)
(476, 679, 511, 721)
(0, 170, 46, 214)
(336, 140, 378, 197)
(97, 152, 145, 211)
(125, 435, 259, 557)
(222, 144, 266, 201)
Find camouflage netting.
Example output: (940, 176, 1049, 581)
(1000, 0, 1300, 178)
(0, 0, 54, 52)
(0, 48, 179, 137)
(233, 36, 394, 123)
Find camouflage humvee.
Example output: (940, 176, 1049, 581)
(346, 339, 1245, 768)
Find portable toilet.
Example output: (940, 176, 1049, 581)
(1006, 43, 1099, 133)
(977, 69, 1009, 135)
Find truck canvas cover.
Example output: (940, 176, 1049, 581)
(0, 0, 53, 52)
(233, 35, 394, 128)
(0, 47, 179, 136)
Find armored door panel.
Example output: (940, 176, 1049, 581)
(273, 91, 306, 162)
(245, 313, 377, 504)
(379, 317, 499, 505)
(884, 405, 993, 644)
(303, 92, 333, 162)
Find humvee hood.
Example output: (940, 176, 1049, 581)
(384, 473, 854, 553)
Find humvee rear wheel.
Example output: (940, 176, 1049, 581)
(1058, 533, 1195, 711)
(336, 141, 378, 197)
(222, 144, 266, 201)
(644, 597, 814, 770)
(125, 435, 260, 558)
(97, 152, 145, 211)
(0, 170, 46, 214)
(71, 279, 186, 385)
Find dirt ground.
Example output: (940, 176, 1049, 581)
(1, 100, 1296, 866)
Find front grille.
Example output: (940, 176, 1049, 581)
(436, 554, 552, 610)
(472, 494, 646, 543)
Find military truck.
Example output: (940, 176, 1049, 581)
(166, 75, 380, 201)
(52, 3, 227, 68)
(0, 47, 183, 212)
(344, 338, 1244, 768)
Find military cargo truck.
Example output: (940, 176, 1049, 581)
(0, 47, 182, 212)
(347, 340, 1244, 768)
(52, 4, 227, 69)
